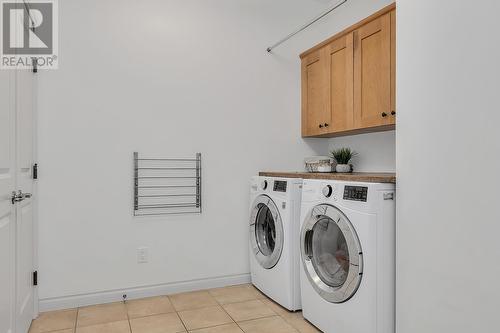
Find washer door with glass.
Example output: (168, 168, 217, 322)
(249, 195, 284, 269)
(301, 204, 363, 303)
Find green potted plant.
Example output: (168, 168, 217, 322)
(330, 148, 357, 173)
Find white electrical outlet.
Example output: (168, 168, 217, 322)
(137, 247, 149, 264)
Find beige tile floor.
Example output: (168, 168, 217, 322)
(29, 284, 321, 333)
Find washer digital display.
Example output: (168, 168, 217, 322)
(343, 186, 368, 202)
(273, 181, 287, 192)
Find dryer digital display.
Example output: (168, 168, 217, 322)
(273, 181, 287, 192)
(343, 186, 368, 202)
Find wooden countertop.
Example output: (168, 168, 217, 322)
(259, 171, 396, 184)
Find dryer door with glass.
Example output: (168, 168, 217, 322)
(301, 204, 363, 303)
(249, 195, 284, 269)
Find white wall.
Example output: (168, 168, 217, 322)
(37, 0, 393, 308)
(397, 1, 500, 332)
(329, 131, 395, 172)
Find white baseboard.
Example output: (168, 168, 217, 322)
(39, 273, 251, 312)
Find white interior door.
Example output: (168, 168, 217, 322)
(0, 16, 36, 333)
(0, 69, 36, 333)
(0, 0, 37, 330)
(0, 67, 16, 333)
(15, 67, 35, 333)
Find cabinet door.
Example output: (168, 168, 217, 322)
(301, 49, 329, 136)
(390, 9, 396, 124)
(354, 13, 391, 128)
(326, 33, 354, 133)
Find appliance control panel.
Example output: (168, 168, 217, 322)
(343, 186, 368, 202)
(273, 181, 287, 193)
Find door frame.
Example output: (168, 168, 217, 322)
(31, 67, 39, 319)
(20, 0, 39, 319)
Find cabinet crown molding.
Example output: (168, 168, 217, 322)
(300, 2, 396, 59)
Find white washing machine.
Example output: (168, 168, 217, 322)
(249, 176, 302, 311)
(299, 179, 395, 333)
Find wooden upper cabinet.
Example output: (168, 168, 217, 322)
(301, 49, 329, 136)
(353, 12, 391, 129)
(300, 3, 396, 138)
(327, 33, 354, 133)
(301, 34, 354, 137)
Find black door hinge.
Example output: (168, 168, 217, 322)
(32, 57, 38, 73)
(33, 163, 38, 180)
(33, 271, 38, 286)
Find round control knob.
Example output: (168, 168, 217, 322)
(322, 185, 333, 198)
(261, 180, 268, 190)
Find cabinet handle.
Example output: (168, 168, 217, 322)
(391, 111, 396, 116)
(324, 123, 329, 127)
(319, 124, 324, 128)
(381, 112, 388, 117)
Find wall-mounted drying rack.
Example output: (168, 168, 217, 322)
(133, 152, 202, 216)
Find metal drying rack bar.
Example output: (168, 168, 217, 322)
(133, 152, 202, 216)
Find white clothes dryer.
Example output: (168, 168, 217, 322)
(249, 176, 302, 311)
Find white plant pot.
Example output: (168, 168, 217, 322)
(336, 164, 352, 173)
